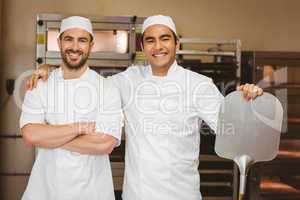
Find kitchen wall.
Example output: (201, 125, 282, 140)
(0, 0, 2, 100)
(1, 0, 300, 199)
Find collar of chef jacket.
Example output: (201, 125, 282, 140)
(56, 65, 90, 81)
(143, 60, 178, 80)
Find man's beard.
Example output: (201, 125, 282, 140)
(61, 49, 89, 70)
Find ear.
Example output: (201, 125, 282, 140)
(175, 40, 180, 51)
(141, 42, 147, 57)
(89, 41, 94, 51)
(140, 42, 144, 52)
(57, 38, 62, 51)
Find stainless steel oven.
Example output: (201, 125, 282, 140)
(36, 13, 145, 70)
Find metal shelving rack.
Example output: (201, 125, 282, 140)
(178, 38, 241, 78)
(177, 37, 242, 200)
(241, 51, 300, 200)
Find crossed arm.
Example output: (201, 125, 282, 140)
(22, 65, 122, 155)
(62, 133, 118, 155)
(21, 122, 118, 155)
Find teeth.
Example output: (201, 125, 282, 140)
(68, 52, 80, 59)
(153, 53, 166, 57)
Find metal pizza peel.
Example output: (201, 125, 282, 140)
(215, 91, 283, 200)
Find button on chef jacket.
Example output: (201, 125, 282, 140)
(112, 61, 224, 200)
(20, 67, 122, 200)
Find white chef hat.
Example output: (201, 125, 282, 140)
(59, 16, 94, 39)
(142, 15, 177, 35)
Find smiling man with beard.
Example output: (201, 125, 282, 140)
(20, 16, 122, 200)
(59, 29, 90, 70)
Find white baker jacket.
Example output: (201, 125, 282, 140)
(113, 61, 224, 200)
(20, 67, 122, 200)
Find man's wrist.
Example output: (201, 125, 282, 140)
(68, 123, 81, 136)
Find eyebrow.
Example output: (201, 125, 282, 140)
(63, 35, 73, 39)
(159, 34, 172, 39)
(144, 34, 172, 41)
(78, 37, 89, 41)
(144, 36, 155, 41)
(62, 35, 89, 41)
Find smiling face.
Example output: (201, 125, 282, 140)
(58, 28, 94, 70)
(142, 24, 179, 75)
